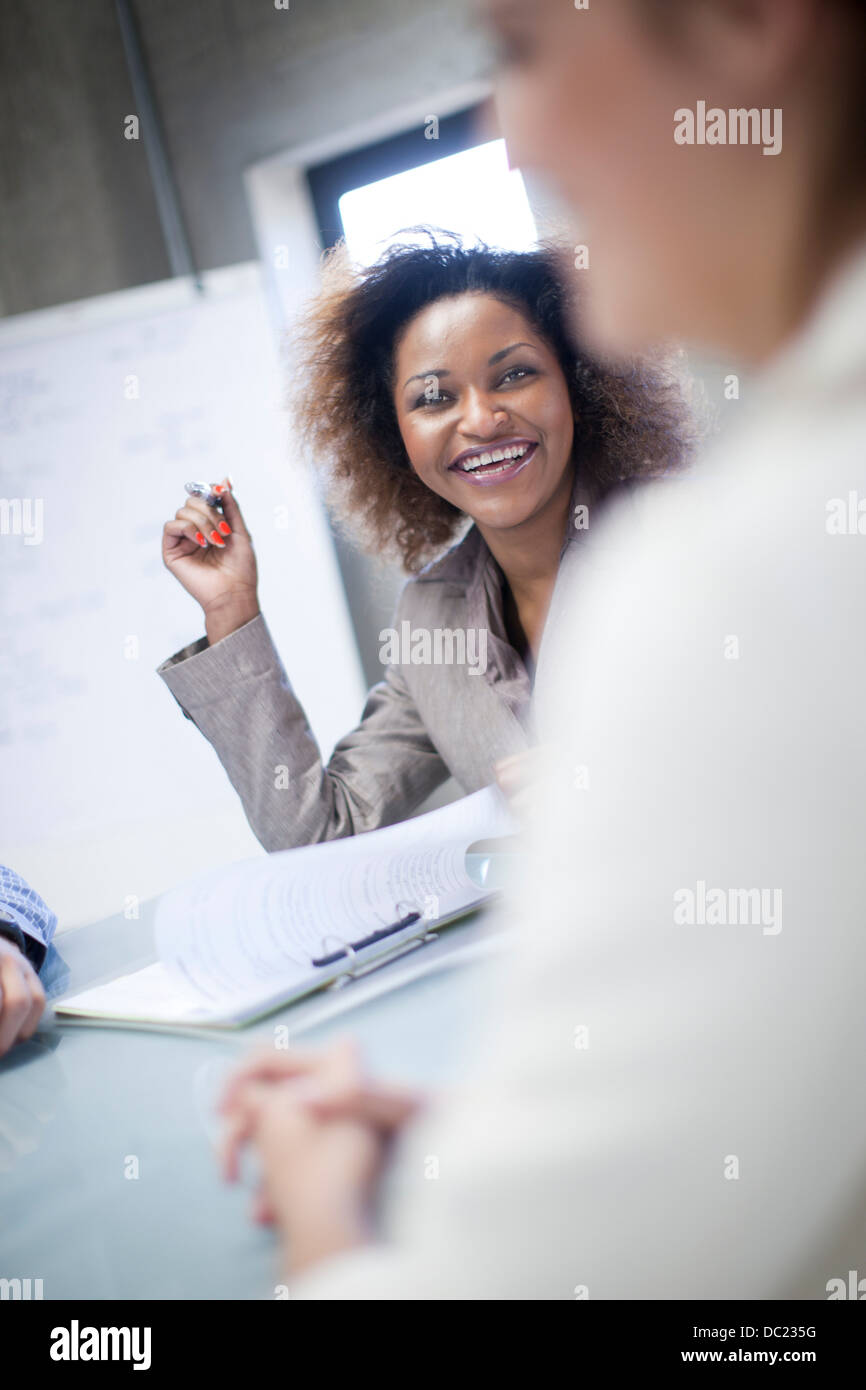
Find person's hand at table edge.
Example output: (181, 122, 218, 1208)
(218, 1038, 424, 1277)
(0, 933, 46, 1056)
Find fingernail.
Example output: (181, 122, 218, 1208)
(210, 530, 226, 547)
(218, 521, 231, 536)
(213, 483, 226, 496)
(195, 531, 207, 547)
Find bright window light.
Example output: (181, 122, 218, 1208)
(338, 139, 538, 266)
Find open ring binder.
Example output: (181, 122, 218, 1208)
(310, 895, 495, 992)
(311, 910, 422, 969)
(54, 793, 515, 1029)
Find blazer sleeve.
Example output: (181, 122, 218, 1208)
(156, 612, 449, 851)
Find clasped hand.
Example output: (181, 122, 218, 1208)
(218, 1038, 424, 1277)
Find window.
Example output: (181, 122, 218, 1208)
(306, 108, 537, 265)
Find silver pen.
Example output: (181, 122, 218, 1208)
(184, 480, 226, 509)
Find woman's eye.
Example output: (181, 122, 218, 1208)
(499, 366, 536, 386)
(490, 29, 535, 69)
(410, 368, 535, 409)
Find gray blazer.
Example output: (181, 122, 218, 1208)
(158, 512, 589, 852)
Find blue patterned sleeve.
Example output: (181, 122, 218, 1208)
(0, 865, 58, 973)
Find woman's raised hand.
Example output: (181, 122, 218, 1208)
(162, 477, 261, 644)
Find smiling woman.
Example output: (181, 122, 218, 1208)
(158, 232, 693, 851)
(293, 234, 690, 574)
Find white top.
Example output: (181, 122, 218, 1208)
(292, 239, 866, 1299)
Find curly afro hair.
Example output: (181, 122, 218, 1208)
(291, 232, 693, 573)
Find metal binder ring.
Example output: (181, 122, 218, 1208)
(318, 935, 358, 974)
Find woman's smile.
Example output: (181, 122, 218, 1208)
(448, 437, 538, 486)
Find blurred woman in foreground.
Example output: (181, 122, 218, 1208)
(221, 0, 866, 1299)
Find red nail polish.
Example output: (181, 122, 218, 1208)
(218, 521, 231, 535)
(210, 529, 226, 547)
(213, 483, 225, 496)
(195, 531, 207, 546)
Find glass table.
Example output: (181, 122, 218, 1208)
(0, 856, 510, 1299)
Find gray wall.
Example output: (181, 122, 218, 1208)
(0, 0, 488, 315)
(0, 0, 169, 315)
